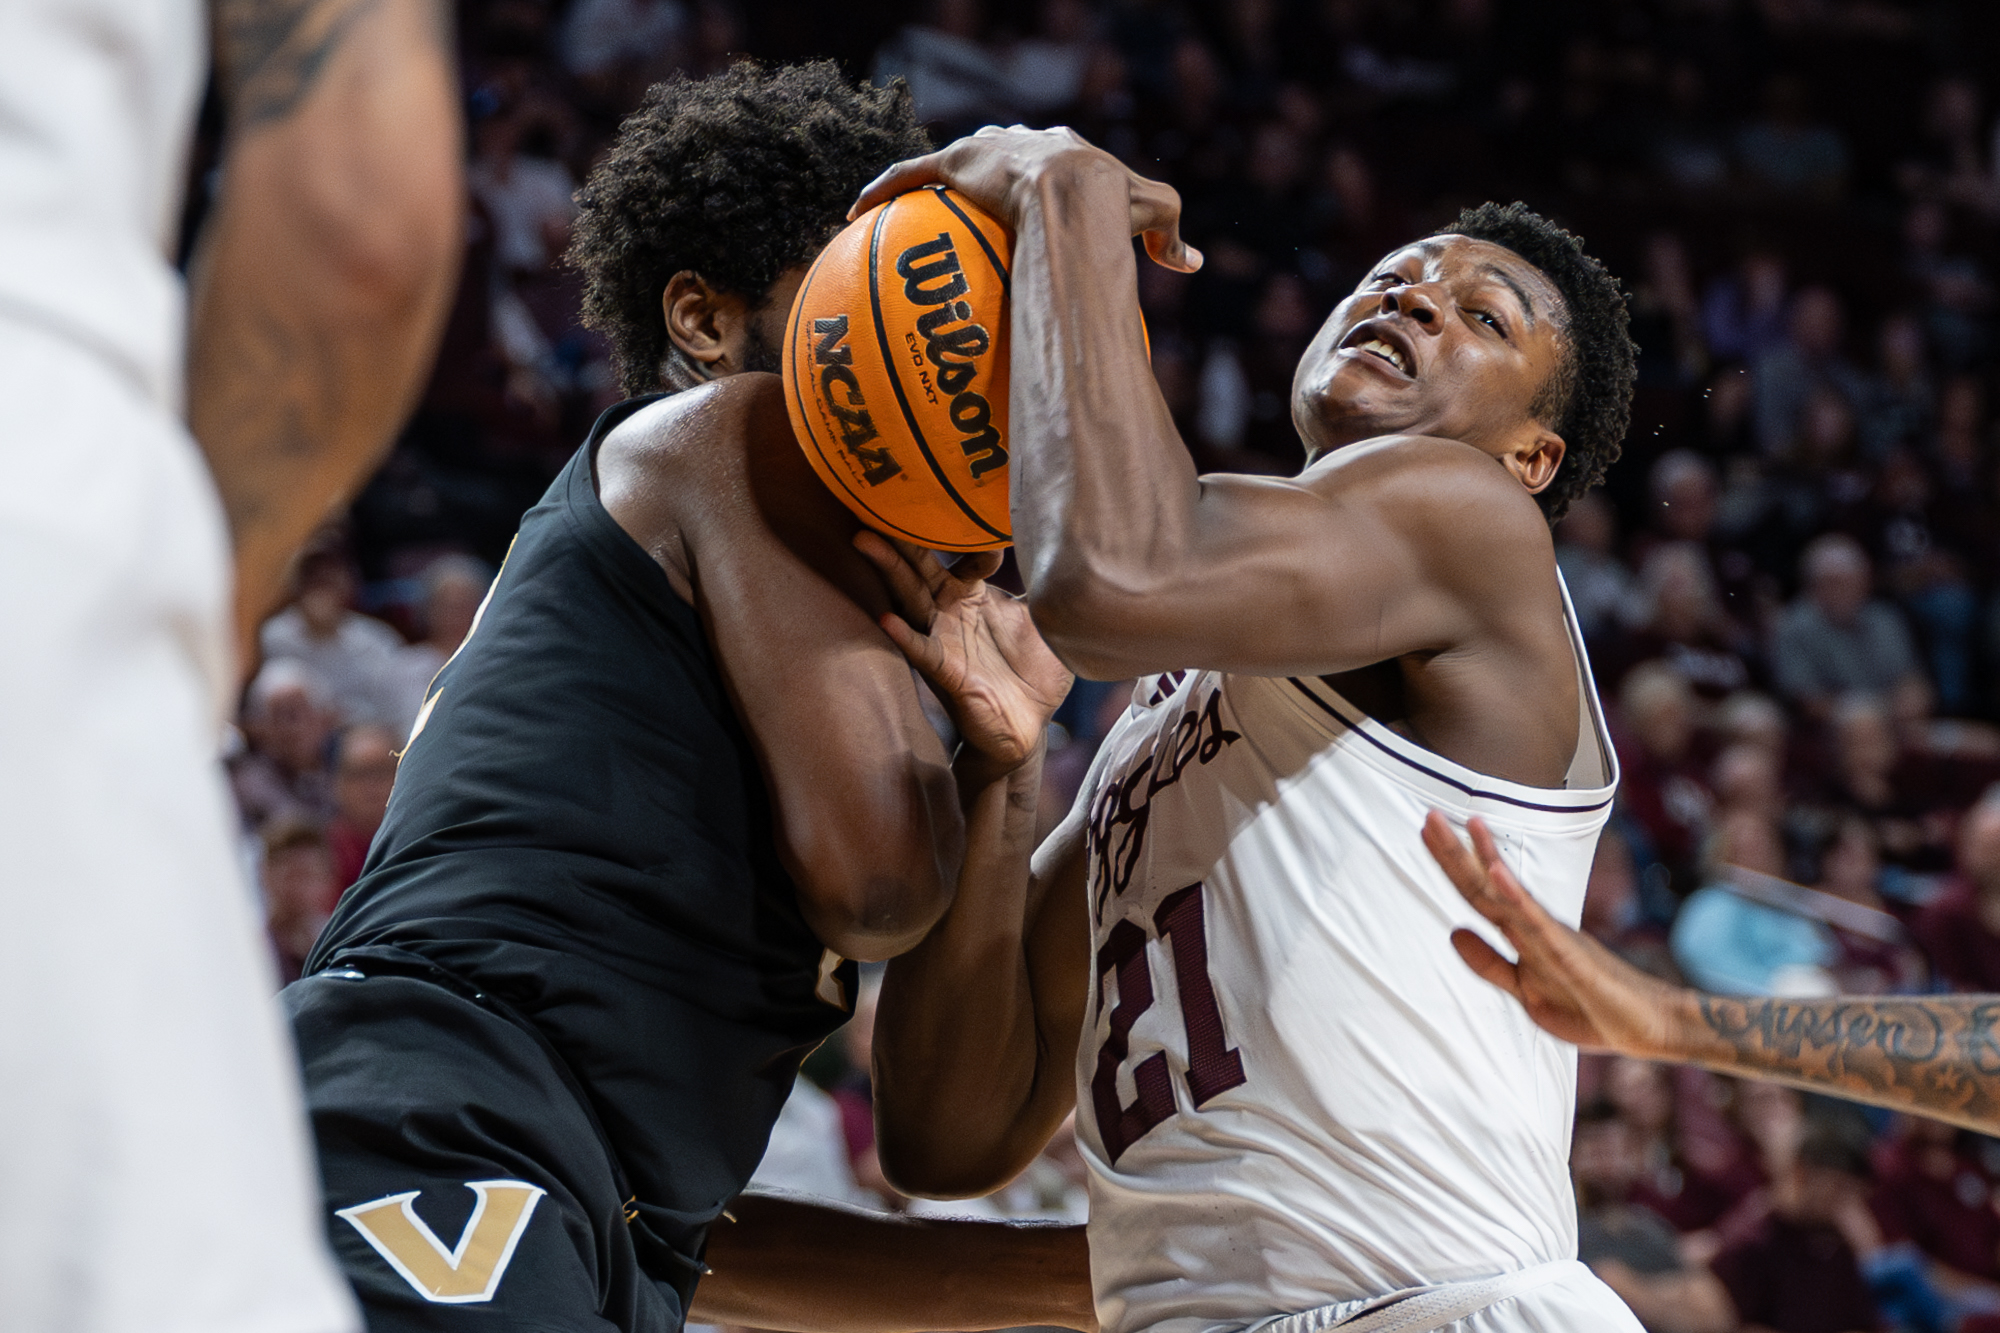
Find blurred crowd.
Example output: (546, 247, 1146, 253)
(200, 1, 2000, 1331)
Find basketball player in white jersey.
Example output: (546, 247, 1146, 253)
(0, 1, 460, 1328)
(855, 127, 1645, 1333)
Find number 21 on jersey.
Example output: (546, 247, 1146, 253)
(1091, 881, 1247, 1162)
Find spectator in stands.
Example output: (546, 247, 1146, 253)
(325, 725, 400, 895)
(382, 553, 493, 734)
(231, 659, 338, 830)
(1755, 286, 1866, 460)
(259, 815, 337, 986)
(560, 0, 685, 104)
(1771, 535, 1927, 722)
(1672, 809, 1838, 997)
(1856, 313, 1935, 460)
(1616, 544, 1756, 702)
(1571, 1098, 1735, 1333)
(1817, 693, 1958, 874)
(1702, 251, 1790, 367)
(1912, 791, 2000, 991)
(1871, 1115, 2000, 1313)
(1605, 1057, 1765, 1241)
(1555, 491, 1636, 647)
(259, 547, 407, 728)
(1614, 662, 1713, 891)
(1715, 691, 1791, 762)
(1735, 73, 1850, 201)
(1813, 815, 1926, 994)
(1708, 1111, 1885, 1333)
(1711, 742, 1786, 825)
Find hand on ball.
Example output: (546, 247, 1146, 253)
(850, 125, 1202, 276)
(855, 531, 1073, 771)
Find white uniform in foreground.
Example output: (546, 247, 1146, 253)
(1070, 589, 1642, 1333)
(0, 2, 358, 1329)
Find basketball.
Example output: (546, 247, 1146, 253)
(783, 184, 1014, 553)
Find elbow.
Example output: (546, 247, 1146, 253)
(292, 160, 463, 325)
(799, 871, 951, 962)
(875, 1124, 1025, 1201)
(1025, 551, 1157, 680)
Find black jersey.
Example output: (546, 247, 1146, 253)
(307, 396, 856, 1250)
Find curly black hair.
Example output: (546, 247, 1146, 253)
(568, 61, 933, 394)
(1431, 202, 1637, 522)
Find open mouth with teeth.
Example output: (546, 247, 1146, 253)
(1351, 337, 1412, 376)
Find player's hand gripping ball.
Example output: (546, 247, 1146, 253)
(783, 185, 1014, 552)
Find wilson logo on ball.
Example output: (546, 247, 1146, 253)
(896, 234, 1005, 480)
(783, 186, 1014, 552)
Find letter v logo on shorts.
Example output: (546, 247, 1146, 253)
(337, 1180, 546, 1303)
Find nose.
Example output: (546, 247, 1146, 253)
(1381, 283, 1439, 326)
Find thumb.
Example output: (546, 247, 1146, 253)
(850, 154, 944, 221)
(1142, 226, 1203, 274)
(878, 612, 948, 683)
(1450, 928, 1520, 996)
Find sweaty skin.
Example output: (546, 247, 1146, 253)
(594, 265, 969, 959)
(851, 126, 1599, 1195)
(1423, 812, 2000, 1138)
(587, 266, 1093, 1328)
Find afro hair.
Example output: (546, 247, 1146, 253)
(568, 61, 933, 395)
(1432, 202, 1637, 522)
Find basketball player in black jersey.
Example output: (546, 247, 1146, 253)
(286, 64, 1083, 1333)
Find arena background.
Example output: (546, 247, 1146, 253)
(220, 3, 2000, 1330)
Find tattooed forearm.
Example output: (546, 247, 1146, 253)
(1692, 995, 2000, 1133)
(213, 0, 386, 128)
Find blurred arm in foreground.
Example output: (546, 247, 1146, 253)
(190, 0, 464, 660)
(1421, 810, 2000, 1136)
(692, 1194, 1094, 1333)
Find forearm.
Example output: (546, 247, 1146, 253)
(1010, 161, 1200, 665)
(1663, 991, 2000, 1134)
(190, 0, 462, 659)
(875, 746, 1059, 1195)
(694, 1193, 1093, 1333)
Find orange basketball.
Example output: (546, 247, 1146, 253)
(783, 185, 1014, 552)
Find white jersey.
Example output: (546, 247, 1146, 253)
(0, 0, 204, 410)
(1071, 589, 1617, 1333)
(0, 4, 358, 1330)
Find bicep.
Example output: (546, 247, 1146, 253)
(1031, 470, 1468, 680)
(692, 409, 960, 958)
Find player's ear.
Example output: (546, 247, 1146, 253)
(662, 271, 748, 378)
(1507, 428, 1566, 495)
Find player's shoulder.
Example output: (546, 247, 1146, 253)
(600, 374, 786, 477)
(1299, 433, 1553, 554)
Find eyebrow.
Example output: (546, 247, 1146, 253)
(1479, 265, 1539, 327)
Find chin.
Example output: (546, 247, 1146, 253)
(1298, 386, 1408, 451)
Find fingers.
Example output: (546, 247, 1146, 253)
(854, 531, 938, 627)
(1131, 179, 1202, 273)
(849, 154, 945, 221)
(957, 550, 1004, 583)
(876, 611, 946, 681)
(1450, 929, 1520, 997)
(884, 535, 950, 591)
(1420, 810, 1496, 916)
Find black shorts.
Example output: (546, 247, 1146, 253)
(286, 965, 692, 1333)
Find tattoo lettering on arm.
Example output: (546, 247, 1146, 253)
(213, 0, 388, 128)
(1696, 996, 2000, 1131)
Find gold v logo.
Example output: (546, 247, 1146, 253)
(337, 1180, 545, 1304)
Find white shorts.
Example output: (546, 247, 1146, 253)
(0, 320, 358, 1333)
(1251, 1261, 1644, 1333)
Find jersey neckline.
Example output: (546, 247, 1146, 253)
(1269, 572, 1619, 815)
